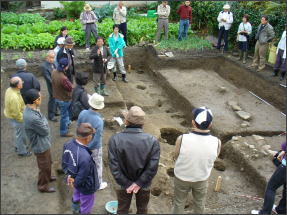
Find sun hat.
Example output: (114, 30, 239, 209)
(122, 106, 145, 125)
(88, 93, 105, 110)
(223, 4, 230, 10)
(57, 37, 65, 45)
(16, 59, 27, 70)
(192, 106, 213, 130)
(84, 4, 92, 11)
(64, 37, 75, 45)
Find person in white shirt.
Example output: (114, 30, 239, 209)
(237, 14, 252, 64)
(273, 30, 286, 80)
(216, 4, 233, 51)
(53, 37, 65, 68)
(173, 107, 221, 214)
(113, 1, 128, 45)
(155, 1, 170, 42)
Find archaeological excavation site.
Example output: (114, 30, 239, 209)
(1, 46, 286, 214)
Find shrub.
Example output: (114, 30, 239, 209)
(60, 1, 85, 19)
(53, 7, 67, 19)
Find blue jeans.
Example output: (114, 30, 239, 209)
(260, 164, 286, 214)
(178, 19, 189, 41)
(9, 119, 28, 154)
(216, 26, 229, 51)
(56, 100, 71, 135)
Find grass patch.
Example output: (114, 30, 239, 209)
(157, 36, 212, 51)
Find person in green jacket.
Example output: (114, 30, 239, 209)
(108, 24, 128, 83)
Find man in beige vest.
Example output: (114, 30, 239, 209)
(173, 107, 221, 214)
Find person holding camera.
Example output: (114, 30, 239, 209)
(252, 141, 286, 214)
(237, 14, 252, 64)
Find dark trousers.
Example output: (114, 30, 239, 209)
(217, 26, 229, 51)
(46, 82, 58, 120)
(239, 41, 249, 52)
(116, 188, 150, 214)
(119, 22, 127, 45)
(260, 164, 286, 214)
(35, 149, 52, 192)
(274, 49, 286, 77)
(66, 68, 74, 84)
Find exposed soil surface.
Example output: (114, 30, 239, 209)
(1, 46, 286, 214)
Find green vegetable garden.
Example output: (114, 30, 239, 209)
(1, 1, 285, 51)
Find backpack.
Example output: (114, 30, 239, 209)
(70, 89, 85, 121)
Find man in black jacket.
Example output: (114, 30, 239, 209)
(57, 37, 76, 83)
(41, 50, 58, 122)
(12, 58, 41, 104)
(108, 106, 160, 214)
(89, 37, 111, 96)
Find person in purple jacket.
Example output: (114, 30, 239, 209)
(252, 141, 286, 214)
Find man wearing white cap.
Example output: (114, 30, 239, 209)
(216, 4, 233, 51)
(108, 106, 160, 214)
(77, 93, 108, 190)
(173, 107, 221, 214)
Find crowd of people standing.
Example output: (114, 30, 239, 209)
(2, 1, 286, 214)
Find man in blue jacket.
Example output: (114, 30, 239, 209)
(77, 93, 108, 190)
(108, 24, 128, 83)
(62, 123, 99, 214)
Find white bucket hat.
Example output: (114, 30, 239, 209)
(84, 4, 92, 11)
(57, 37, 65, 45)
(223, 4, 230, 10)
(107, 61, 115, 70)
(88, 93, 105, 110)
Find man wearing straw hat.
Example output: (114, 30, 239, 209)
(108, 106, 160, 214)
(80, 4, 98, 51)
(216, 4, 233, 52)
(77, 93, 108, 190)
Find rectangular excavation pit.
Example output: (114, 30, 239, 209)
(1, 47, 286, 214)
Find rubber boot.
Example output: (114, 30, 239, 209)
(100, 84, 109, 96)
(237, 50, 243, 61)
(243, 52, 247, 64)
(94, 86, 101, 94)
(112, 72, 117, 81)
(280, 71, 286, 81)
(272, 69, 279, 77)
(122, 74, 128, 83)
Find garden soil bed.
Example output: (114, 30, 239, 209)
(1, 46, 286, 214)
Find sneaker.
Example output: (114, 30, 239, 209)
(272, 205, 278, 214)
(251, 210, 259, 214)
(85, 48, 90, 52)
(18, 152, 32, 157)
(99, 182, 108, 190)
(112, 77, 117, 81)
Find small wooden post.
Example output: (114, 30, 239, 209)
(214, 176, 222, 192)
(128, 65, 132, 73)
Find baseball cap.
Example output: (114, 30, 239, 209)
(192, 106, 213, 130)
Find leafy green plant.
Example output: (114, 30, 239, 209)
(93, 3, 117, 23)
(157, 36, 212, 51)
(60, 1, 85, 19)
(1, 24, 18, 34)
(1, 12, 45, 24)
